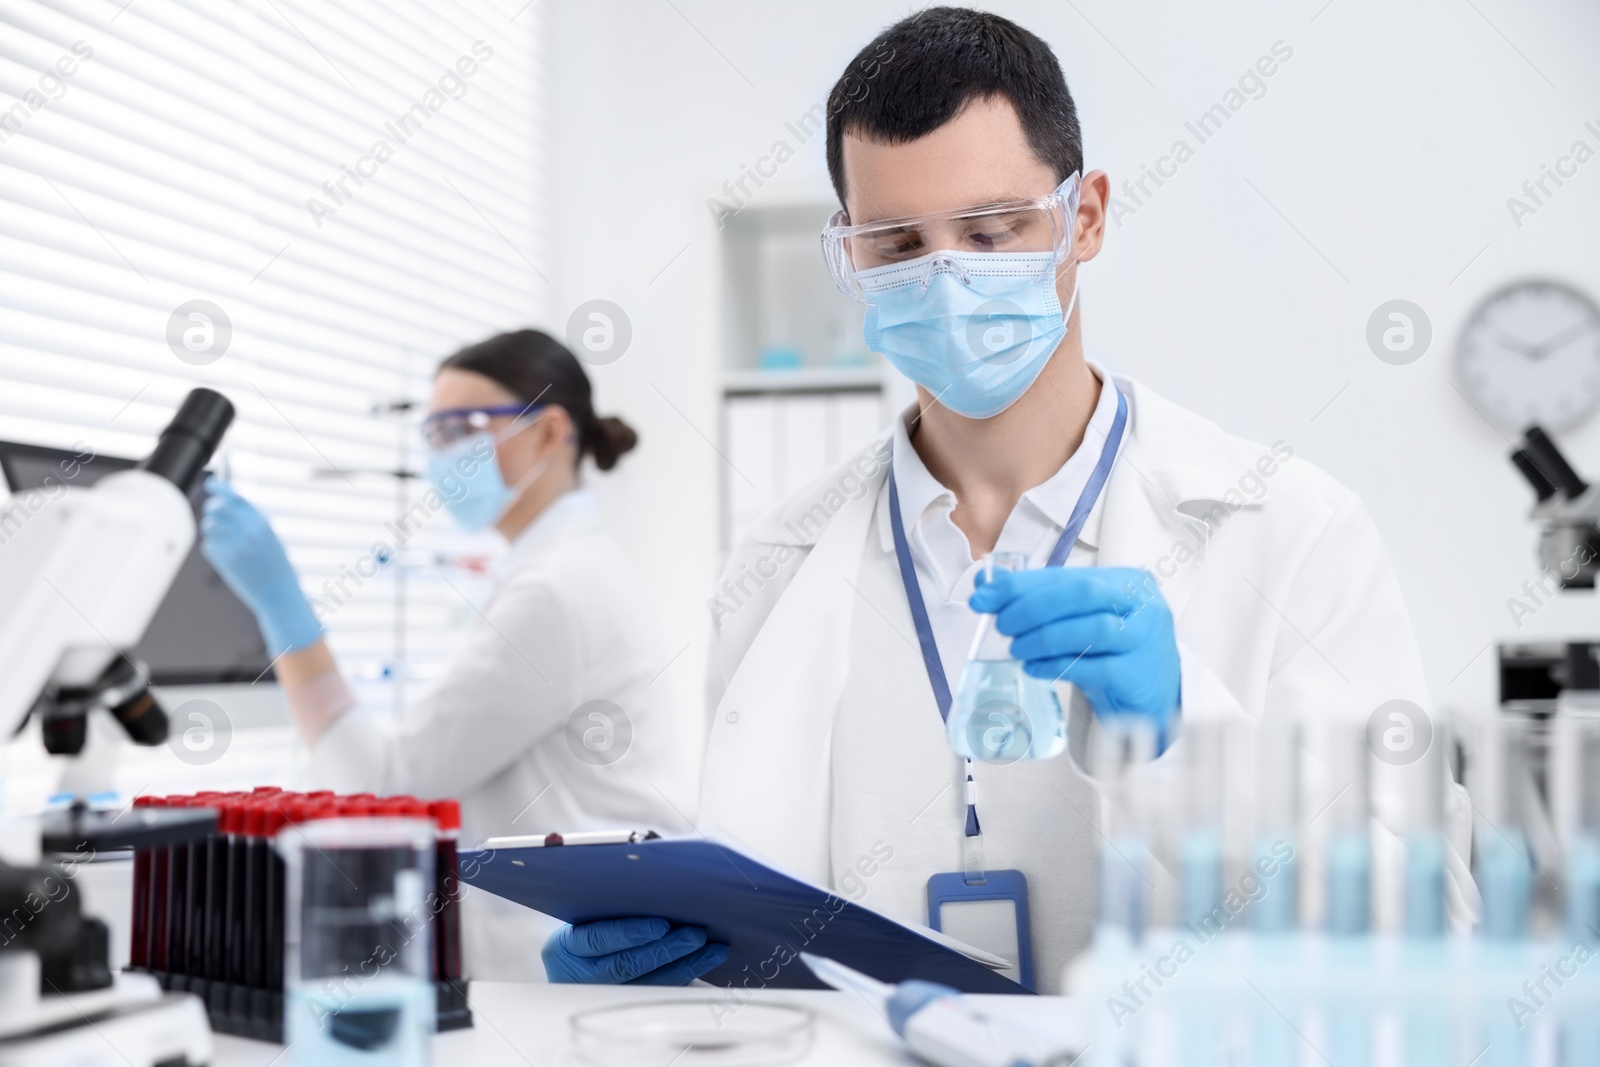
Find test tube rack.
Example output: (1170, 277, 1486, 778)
(125, 788, 472, 1043)
(1069, 927, 1600, 1066)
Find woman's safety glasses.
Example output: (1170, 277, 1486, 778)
(820, 172, 1081, 302)
(421, 404, 543, 450)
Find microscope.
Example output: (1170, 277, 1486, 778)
(1494, 425, 1600, 904)
(1509, 425, 1600, 591)
(0, 389, 235, 1066)
(1500, 424, 1600, 705)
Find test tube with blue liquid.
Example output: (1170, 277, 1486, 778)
(1553, 711, 1600, 942)
(282, 816, 436, 1067)
(1249, 715, 1300, 1067)
(1177, 720, 1236, 1067)
(949, 551, 1066, 762)
(1251, 715, 1300, 936)
(1178, 721, 1228, 931)
(1477, 716, 1535, 941)
(1084, 717, 1158, 1067)
(1091, 714, 1158, 944)
(1316, 720, 1373, 1067)
(1319, 723, 1372, 939)
(1393, 716, 1450, 1067)
(1554, 713, 1600, 1067)
(1474, 715, 1537, 1067)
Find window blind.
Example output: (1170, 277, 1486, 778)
(0, 0, 546, 700)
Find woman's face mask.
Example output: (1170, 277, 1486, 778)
(425, 411, 551, 531)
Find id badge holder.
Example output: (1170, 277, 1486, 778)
(926, 868, 1035, 991)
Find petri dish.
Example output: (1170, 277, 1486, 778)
(570, 999, 815, 1067)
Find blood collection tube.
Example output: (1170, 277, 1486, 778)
(130, 796, 153, 969)
(377, 797, 442, 979)
(223, 800, 249, 985)
(262, 801, 290, 992)
(241, 803, 267, 988)
(168, 796, 195, 976)
(185, 796, 211, 977)
(205, 796, 233, 980)
(431, 799, 463, 983)
(149, 797, 172, 972)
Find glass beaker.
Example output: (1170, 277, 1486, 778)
(949, 551, 1066, 762)
(281, 817, 436, 1067)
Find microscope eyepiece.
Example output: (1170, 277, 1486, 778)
(1521, 425, 1588, 499)
(1511, 449, 1560, 502)
(137, 387, 235, 494)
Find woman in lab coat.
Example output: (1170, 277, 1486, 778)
(200, 328, 686, 981)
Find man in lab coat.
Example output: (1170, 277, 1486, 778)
(542, 7, 1472, 992)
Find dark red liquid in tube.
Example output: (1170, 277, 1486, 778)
(225, 800, 249, 984)
(431, 799, 463, 982)
(242, 802, 267, 987)
(165, 799, 190, 979)
(263, 803, 290, 991)
(129, 796, 153, 969)
(187, 793, 223, 976)
(183, 826, 204, 974)
(205, 797, 231, 980)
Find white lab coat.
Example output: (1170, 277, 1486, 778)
(702, 374, 1476, 952)
(309, 489, 688, 981)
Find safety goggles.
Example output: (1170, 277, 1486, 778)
(820, 172, 1082, 303)
(421, 403, 544, 450)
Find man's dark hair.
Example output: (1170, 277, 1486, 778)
(824, 7, 1082, 209)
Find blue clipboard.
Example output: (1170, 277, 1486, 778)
(459, 837, 1029, 994)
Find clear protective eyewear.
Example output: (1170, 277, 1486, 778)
(421, 403, 544, 450)
(820, 172, 1082, 303)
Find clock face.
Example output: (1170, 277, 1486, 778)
(1457, 280, 1600, 432)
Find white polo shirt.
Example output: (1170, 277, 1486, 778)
(886, 365, 1124, 686)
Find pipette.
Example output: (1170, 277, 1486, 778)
(800, 954, 1079, 1067)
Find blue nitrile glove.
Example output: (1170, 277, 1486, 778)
(969, 567, 1181, 734)
(199, 475, 322, 655)
(542, 918, 731, 985)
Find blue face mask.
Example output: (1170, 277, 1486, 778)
(426, 418, 549, 532)
(859, 250, 1079, 420)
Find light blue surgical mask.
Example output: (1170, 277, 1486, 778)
(426, 416, 550, 531)
(859, 250, 1079, 420)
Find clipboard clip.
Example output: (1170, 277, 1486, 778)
(483, 829, 661, 849)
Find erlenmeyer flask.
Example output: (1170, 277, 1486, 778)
(948, 551, 1068, 762)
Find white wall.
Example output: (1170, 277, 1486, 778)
(542, 0, 1600, 756)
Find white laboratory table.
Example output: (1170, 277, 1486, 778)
(211, 983, 1090, 1067)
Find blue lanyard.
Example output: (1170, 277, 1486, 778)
(887, 385, 1128, 837)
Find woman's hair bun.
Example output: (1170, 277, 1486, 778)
(589, 415, 639, 471)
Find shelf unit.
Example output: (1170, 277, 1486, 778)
(718, 204, 896, 551)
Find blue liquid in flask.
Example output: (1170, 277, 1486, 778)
(949, 552, 1066, 762)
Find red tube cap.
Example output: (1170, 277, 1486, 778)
(430, 799, 461, 832)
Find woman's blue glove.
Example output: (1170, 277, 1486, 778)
(542, 918, 731, 985)
(969, 567, 1181, 732)
(199, 475, 322, 655)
